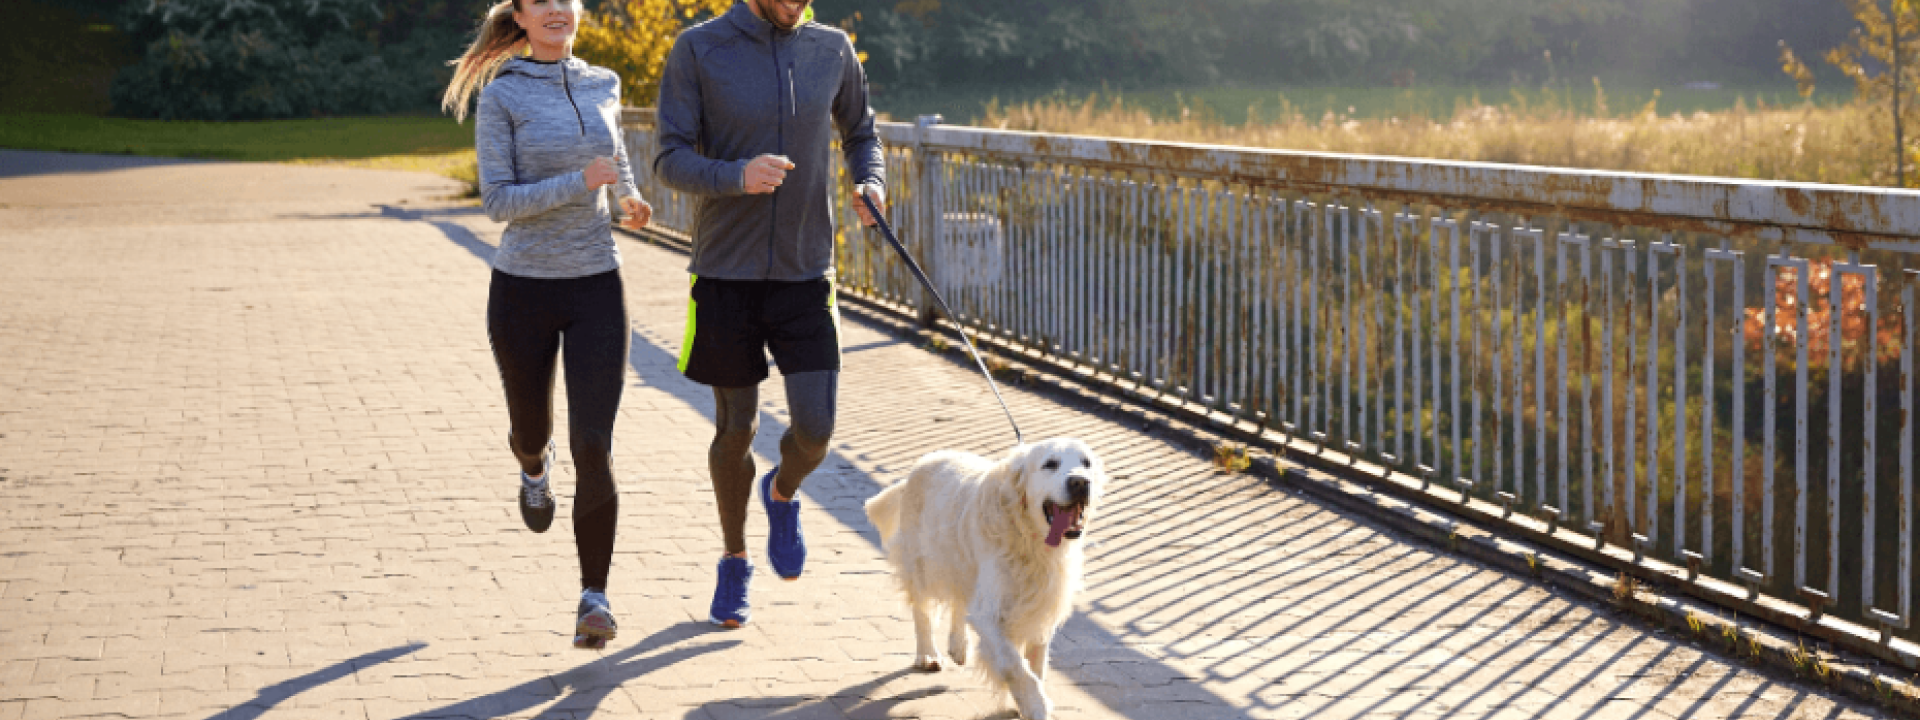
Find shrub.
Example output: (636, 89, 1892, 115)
(110, 0, 460, 120)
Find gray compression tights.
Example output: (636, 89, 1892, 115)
(709, 370, 838, 556)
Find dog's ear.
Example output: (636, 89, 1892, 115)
(994, 443, 1036, 488)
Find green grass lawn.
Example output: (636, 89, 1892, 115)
(0, 113, 473, 161)
(0, 113, 481, 192)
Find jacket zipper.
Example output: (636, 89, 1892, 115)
(561, 63, 585, 135)
(766, 34, 786, 278)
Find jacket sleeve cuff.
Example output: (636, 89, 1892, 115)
(721, 158, 752, 196)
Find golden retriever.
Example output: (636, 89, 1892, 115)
(864, 438, 1105, 720)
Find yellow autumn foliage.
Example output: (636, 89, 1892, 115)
(1777, 0, 1918, 183)
(574, 0, 732, 106)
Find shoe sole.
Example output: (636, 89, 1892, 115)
(574, 612, 616, 648)
(522, 505, 554, 533)
(708, 615, 744, 629)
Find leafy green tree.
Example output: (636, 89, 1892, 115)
(110, 0, 474, 120)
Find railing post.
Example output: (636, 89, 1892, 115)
(914, 114, 944, 329)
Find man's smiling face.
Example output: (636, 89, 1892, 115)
(753, 0, 812, 30)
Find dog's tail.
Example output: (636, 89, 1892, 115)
(864, 481, 906, 547)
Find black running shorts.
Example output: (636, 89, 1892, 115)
(677, 276, 841, 387)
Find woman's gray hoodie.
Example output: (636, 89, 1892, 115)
(476, 56, 641, 279)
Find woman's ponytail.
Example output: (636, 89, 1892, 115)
(442, 1, 526, 123)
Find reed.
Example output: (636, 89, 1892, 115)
(977, 87, 1911, 188)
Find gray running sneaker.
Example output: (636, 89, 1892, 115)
(519, 441, 556, 533)
(574, 589, 617, 649)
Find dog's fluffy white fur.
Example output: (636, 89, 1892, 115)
(865, 438, 1105, 720)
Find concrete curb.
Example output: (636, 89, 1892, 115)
(618, 224, 1920, 718)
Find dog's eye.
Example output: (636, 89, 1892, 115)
(1042, 459, 1059, 471)
(1081, 458, 1091, 468)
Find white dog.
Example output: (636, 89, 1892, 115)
(864, 438, 1105, 720)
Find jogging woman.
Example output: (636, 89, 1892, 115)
(442, 0, 652, 650)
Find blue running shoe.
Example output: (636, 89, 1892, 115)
(519, 441, 556, 533)
(709, 555, 753, 628)
(760, 467, 806, 580)
(574, 589, 616, 649)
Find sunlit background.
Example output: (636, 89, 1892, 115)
(4, 0, 1914, 187)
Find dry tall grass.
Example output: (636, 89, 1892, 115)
(978, 88, 1914, 188)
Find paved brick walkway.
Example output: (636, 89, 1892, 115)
(0, 150, 1892, 719)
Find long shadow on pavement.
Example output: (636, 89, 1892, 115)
(205, 643, 424, 720)
(390, 623, 736, 720)
(693, 669, 956, 720)
(210, 624, 734, 719)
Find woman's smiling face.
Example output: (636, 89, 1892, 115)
(514, 0, 581, 51)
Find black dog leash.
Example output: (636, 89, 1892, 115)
(860, 192, 1024, 446)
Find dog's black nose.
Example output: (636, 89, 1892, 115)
(1067, 476, 1090, 503)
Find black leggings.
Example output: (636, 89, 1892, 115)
(709, 371, 837, 555)
(487, 269, 628, 590)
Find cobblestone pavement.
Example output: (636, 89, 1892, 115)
(0, 150, 1892, 719)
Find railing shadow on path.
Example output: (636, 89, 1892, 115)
(288, 204, 1872, 720)
(375, 205, 499, 263)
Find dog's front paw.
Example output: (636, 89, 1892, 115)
(1013, 688, 1052, 719)
(948, 642, 969, 666)
(914, 654, 943, 672)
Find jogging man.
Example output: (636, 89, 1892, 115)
(652, 0, 885, 627)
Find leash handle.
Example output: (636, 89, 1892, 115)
(860, 191, 1024, 447)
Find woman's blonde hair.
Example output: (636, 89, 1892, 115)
(442, 0, 527, 123)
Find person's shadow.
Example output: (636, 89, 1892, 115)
(206, 643, 425, 720)
(390, 622, 735, 719)
(206, 623, 733, 720)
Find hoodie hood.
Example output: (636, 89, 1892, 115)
(498, 56, 589, 83)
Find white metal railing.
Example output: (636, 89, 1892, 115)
(622, 108, 1920, 665)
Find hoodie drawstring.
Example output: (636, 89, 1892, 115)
(561, 63, 585, 135)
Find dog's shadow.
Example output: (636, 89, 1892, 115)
(691, 667, 1024, 719)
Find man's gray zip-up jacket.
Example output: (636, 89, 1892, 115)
(477, 56, 641, 279)
(652, 1, 885, 281)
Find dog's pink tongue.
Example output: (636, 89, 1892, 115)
(1044, 505, 1079, 547)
